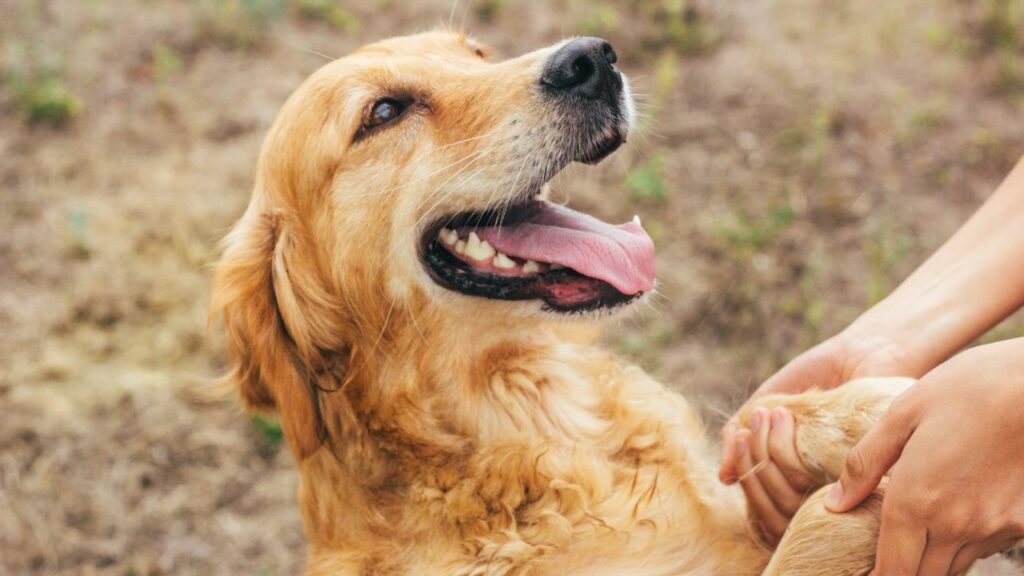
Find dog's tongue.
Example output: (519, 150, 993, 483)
(472, 201, 655, 295)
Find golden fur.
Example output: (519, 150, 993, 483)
(211, 31, 919, 575)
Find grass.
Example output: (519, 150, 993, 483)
(473, 0, 506, 23)
(625, 152, 670, 203)
(716, 206, 795, 258)
(863, 221, 912, 305)
(295, 0, 360, 32)
(66, 208, 92, 260)
(193, 0, 287, 49)
(5, 69, 81, 127)
(579, 3, 620, 37)
(249, 413, 284, 457)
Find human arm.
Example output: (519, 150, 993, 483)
(720, 155, 1024, 540)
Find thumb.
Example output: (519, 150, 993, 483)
(825, 400, 916, 512)
(718, 422, 739, 484)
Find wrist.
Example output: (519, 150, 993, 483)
(837, 304, 940, 379)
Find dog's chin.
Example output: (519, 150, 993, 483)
(417, 128, 654, 316)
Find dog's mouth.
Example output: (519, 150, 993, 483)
(421, 186, 655, 313)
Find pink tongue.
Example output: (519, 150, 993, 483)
(469, 201, 655, 295)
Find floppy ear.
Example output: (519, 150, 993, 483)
(210, 204, 338, 460)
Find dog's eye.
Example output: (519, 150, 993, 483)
(364, 98, 406, 130)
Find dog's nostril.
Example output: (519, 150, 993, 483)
(570, 55, 595, 83)
(602, 43, 617, 65)
(541, 37, 621, 100)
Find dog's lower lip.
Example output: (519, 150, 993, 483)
(578, 131, 623, 164)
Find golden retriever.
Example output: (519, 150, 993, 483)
(211, 31, 931, 575)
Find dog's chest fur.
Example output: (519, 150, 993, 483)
(298, 342, 768, 575)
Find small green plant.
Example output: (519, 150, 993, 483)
(194, 0, 287, 49)
(6, 70, 81, 127)
(717, 206, 795, 257)
(473, 0, 505, 23)
(580, 3, 620, 37)
(67, 208, 92, 259)
(152, 43, 183, 86)
(250, 413, 284, 456)
(864, 223, 912, 305)
(625, 153, 670, 203)
(665, 2, 720, 56)
(295, 0, 360, 32)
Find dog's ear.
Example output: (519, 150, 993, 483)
(210, 204, 337, 460)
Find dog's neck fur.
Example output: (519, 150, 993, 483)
(290, 294, 758, 572)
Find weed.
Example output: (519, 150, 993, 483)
(67, 208, 92, 259)
(194, 0, 287, 49)
(580, 3, 620, 37)
(6, 70, 82, 127)
(625, 153, 669, 203)
(295, 0, 360, 32)
(250, 413, 284, 457)
(665, 1, 720, 56)
(863, 222, 911, 305)
(151, 44, 183, 86)
(473, 0, 505, 23)
(717, 206, 794, 258)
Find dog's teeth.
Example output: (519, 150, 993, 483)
(550, 263, 564, 270)
(493, 253, 516, 269)
(454, 239, 467, 255)
(439, 227, 458, 246)
(465, 232, 496, 261)
(632, 214, 641, 226)
(522, 260, 540, 274)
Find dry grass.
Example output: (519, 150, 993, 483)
(1, 0, 1022, 574)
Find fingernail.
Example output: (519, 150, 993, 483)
(771, 407, 784, 426)
(737, 437, 749, 455)
(825, 482, 843, 509)
(750, 411, 762, 434)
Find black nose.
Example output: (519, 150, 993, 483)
(541, 37, 622, 101)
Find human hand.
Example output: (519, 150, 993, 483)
(719, 330, 922, 544)
(825, 337, 1024, 575)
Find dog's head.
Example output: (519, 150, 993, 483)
(212, 31, 654, 457)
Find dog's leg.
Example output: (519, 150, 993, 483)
(736, 377, 914, 484)
(760, 484, 883, 576)
(733, 378, 910, 575)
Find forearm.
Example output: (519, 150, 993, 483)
(845, 156, 1024, 376)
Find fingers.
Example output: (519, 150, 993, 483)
(948, 545, 977, 576)
(915, 538, 957, 576)
(748, 408, 808, 515)
(869, 510, 927, 576)
(765, 407, 813, 490)
(826, 397, 919, 512)
(735, 429, 790, 543)
(719, 421, 739, 484)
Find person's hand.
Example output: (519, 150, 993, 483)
(825, 337, 1024, 575)
(719, 330, 922, 544)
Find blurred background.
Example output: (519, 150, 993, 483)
(2, 0, 1023, 574)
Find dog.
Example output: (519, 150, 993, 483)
(210, 31, 941, 575)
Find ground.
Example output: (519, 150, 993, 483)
(1, 0, 1023, 574)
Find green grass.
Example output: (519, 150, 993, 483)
(717, 206, 795, 258)
(67, 208, 92, 259)
(625, 153, 670, 203)
(664, 1, 720, 56)
(6, 70, 82, 127)
(473, 0, 505, 23)
(579, 3, 620, 37)
(863, 222, 912, 305)
(250, 413, 284, 456)
(295, 0, 360, 32)
(194, 0, 287, 49)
